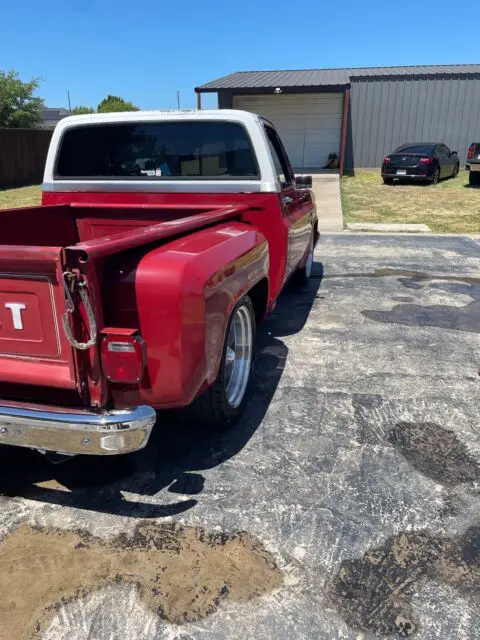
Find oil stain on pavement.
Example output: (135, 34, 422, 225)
(330, 421, 480, 636)
(330, 525, 480, 637)
(0, 521, 282, 640)
(362, 279, 480, 333)
(362, 299, 480, 333)
(389, 422, 480, 486)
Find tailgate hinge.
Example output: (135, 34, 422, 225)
(61, 271, 98, 350)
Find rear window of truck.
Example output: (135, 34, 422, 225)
(55, 121, 259, 180)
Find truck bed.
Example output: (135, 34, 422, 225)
(0, 202, 246, 395)
(1, 203, 243, 249)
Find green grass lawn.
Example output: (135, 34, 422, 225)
(341, 170, 480, 233)
(0, 184, 42, 209)
(2, 177, 479, 234)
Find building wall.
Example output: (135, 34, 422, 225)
(350, 75, 480, 167)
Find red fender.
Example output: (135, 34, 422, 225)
(104, 222, 269, 409)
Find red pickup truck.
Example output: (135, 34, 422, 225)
(0, 110, 317, 457)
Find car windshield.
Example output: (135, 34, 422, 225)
(394, 145, 435, 155)
(55, 121, 259, 180)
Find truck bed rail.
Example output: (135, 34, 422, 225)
(64, 204, 250, 266)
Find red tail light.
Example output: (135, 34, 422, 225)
(383, 156, 391, 164)
(467, 144, 475, 159)
(419, 157, 433, 165)
(101, 328, 146, 384)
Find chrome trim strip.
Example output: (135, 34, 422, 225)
(0, 404, 156, 455)
(42, 180, 278, 193)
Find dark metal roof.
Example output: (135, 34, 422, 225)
(42, 108, 69, 120)
(196, 64, 480, 91)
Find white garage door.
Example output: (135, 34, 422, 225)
(232, 93, 343, 169)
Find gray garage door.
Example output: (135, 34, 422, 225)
(232, 93, 343, 169)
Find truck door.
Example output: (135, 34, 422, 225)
(264, 124, 312, 278)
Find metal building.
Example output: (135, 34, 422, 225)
(195, 65, 480, 174)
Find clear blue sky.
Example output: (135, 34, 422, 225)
(1, 0, 478, 111)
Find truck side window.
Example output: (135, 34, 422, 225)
(264, 125, 294, 186)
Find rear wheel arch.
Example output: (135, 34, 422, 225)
(189, 277, 269, 425)
(188, 294, 256, 427)
(248, 277, 269, 324)
(313, 220, 319, 246)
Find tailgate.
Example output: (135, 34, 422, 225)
(0, 247, 77, 389)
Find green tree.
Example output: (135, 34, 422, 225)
(97, 95, 139, 113)
(0, 70, 44, 128)
(71, 105, 95, 115)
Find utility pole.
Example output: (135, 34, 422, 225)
(67, 91, 72, 113)
(176, 90, 180, 109)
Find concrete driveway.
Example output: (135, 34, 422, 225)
(0, 234, 479, 640)
(311, 173, 343, 232)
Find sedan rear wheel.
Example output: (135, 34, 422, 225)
(431, 168, 440, 185)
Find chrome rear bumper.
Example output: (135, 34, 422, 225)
(0, 403, 156, 455)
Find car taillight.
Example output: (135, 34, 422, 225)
(419, 157, 433, 165)
(383, 156, 391, 163)
(467, 144, 475, 159)
(100, 328, 146, 384)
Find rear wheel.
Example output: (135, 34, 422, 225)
(431, 168, 440, 185)
(452, 163, 459, 178)
(190, 296, 255, 427)
(469, 171, 480, 187)
(383, 177, 393, 185)
(292, 232, 314, 287)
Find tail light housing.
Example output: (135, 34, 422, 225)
(100, 328, 147, 384)
(467, 144, 475, 159)
(419, 157, 433, 165)
(383, 156, 391, 164)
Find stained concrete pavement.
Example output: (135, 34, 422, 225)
(0, 234, 478, 639)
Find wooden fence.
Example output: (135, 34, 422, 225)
(0, 128, 53, 188)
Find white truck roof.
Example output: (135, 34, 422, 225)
(43, 110, 280, 194)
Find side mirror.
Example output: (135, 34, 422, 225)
(295, 175, 312, 189)
(451, 151, 458, 156)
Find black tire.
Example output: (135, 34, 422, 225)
(383, 177, 393, 185)
(469, 171, 480, 187)
(292, 231, 314, 287)
(431, 168, 440, 185)
(188, 295, 256, 428)
(452, 163, 459, 178)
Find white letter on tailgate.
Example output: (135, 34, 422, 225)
(5, 303, 26, 330)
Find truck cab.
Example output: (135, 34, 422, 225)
(0, 110, 317, 457)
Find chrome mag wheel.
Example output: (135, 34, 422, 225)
(305, 241, 314, 278)
(224, 304, 253, 408)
